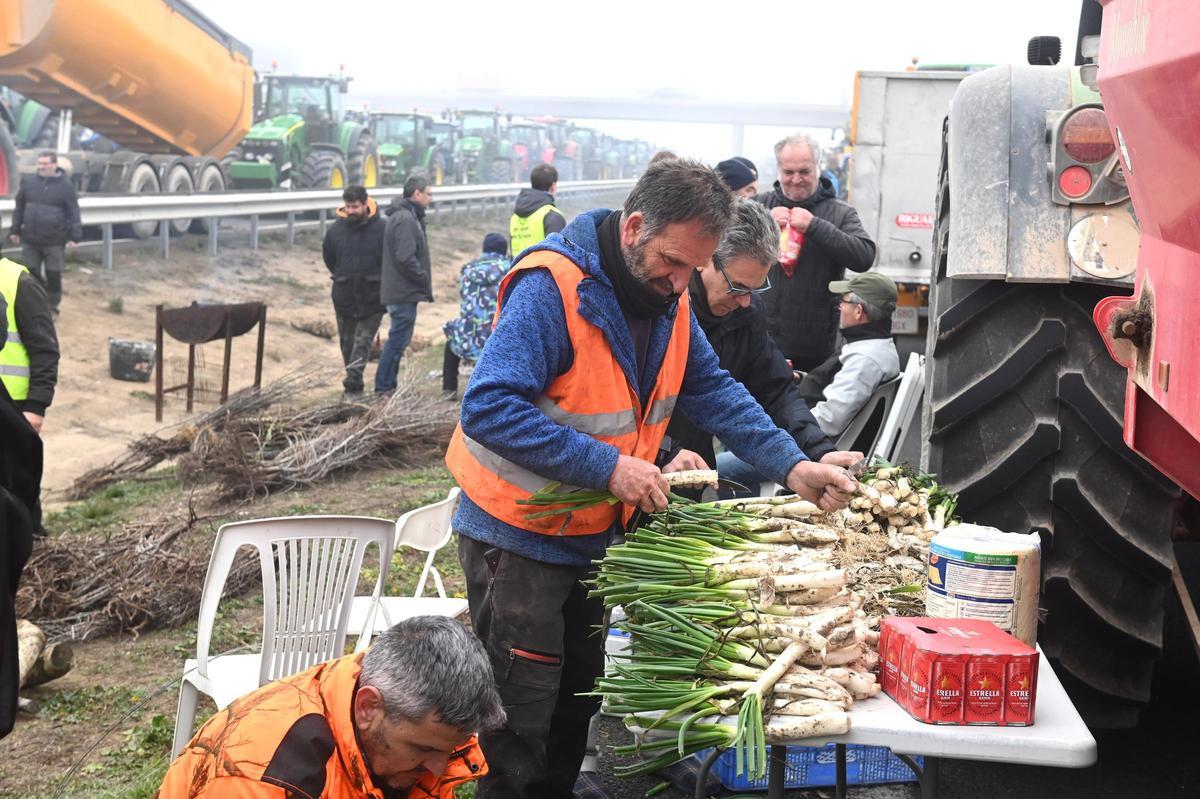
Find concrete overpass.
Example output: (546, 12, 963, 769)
(362, 92, 852, 152)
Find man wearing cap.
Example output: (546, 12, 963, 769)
(800, 272, 900, 436)
(716, 157, 759, 198)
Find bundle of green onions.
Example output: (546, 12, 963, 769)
(590, 498, 882, 780)
(515, 471, 720, 519)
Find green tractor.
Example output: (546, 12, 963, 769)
(569, 127, 610, 180)
(429, 119, 462, 183)
(229, 74, 379, 190)
(453, 109, 514, 184)
(370, 111, 454, 186)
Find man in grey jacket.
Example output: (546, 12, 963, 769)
(375, 175, 433, 394)
(799, 272, 900, 437)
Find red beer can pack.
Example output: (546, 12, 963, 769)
(879, 617, 1039, 726)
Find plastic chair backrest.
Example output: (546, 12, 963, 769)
(834, 373, 902, 454)
(193, 515, 393, 686)
(394, 487, 461, 553)
(872, 353, 925, 463)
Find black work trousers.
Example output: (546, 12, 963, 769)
(458, 534, 605, 799)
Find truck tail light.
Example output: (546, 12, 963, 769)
(1058, 165, 1093, 198)
(1061, 108, 1115, 163)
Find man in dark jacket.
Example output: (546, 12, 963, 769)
(662, 200, 861, 491)
(375, 175, 434, 394)
(508, 163, 566, 255)
(7, 152, 81, 314)
(322, 185, 386, 396)
(754, 134, 875, 371)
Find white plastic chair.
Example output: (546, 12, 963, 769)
(872, 353, 926, 463)
(834, 373, 903, 455)
(171, 515, 393, 759)
(345, 487, 469, 636)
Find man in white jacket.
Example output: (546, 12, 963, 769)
(801, 272, 900, 436)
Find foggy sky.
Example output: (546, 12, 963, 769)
(197, 0, 1083, 162)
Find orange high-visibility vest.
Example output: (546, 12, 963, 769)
(445, 249, 691, 535)
(159, 652, 487, 799)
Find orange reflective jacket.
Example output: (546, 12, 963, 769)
(157, 653, 486, 799)
(445, 249, 691, 535)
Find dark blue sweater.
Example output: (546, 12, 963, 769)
(452, 209, 807, 565)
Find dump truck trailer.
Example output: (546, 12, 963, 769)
(847, 70, 967, 354)
(0, 0, 254, 232)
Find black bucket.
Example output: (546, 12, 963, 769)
(108, 338, 155, 382)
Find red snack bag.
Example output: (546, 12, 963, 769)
(778, 223, 804, 276)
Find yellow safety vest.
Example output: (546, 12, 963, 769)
(509, 203, 563, 256)
(0, 258, 31, 401)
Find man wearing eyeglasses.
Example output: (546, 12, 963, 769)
(661, 200, 862, 487)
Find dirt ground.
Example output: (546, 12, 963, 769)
(1, 192, 622, 798)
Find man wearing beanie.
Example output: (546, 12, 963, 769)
(716, 157, 759, 197)
(441, 233, 511, 397)
(799, 271, 901, 436)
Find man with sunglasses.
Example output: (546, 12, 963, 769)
(662, 200, 862, 488)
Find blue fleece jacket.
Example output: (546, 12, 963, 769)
(452, 209, 808, 565)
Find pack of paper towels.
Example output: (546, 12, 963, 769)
(925, 523, 1041, 646)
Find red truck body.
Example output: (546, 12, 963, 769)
(1093, 0, 1200, 499)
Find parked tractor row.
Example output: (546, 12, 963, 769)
(0, 0, 654, 233)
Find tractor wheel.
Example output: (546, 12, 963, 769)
(32, 116, 61, 150)
(489, 158, 512, 184)
(299, 150, 348, 190)
(584, 160, 602, 181)
(219, 146, 241, 187)
(922, 125, 1179, 728)
(347, 133, 379, 188)
(162, 163, 195, 236)
(116, 162, 162, 239)
(0, 124, 17, 196)
(189, 162, 226, 234)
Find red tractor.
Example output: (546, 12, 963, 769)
(1091, 0, 1200, 501)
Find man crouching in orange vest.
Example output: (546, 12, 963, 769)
(444, 159, 858, 798)
(157, 616, 505, 799)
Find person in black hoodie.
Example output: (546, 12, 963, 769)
(375, 175, 434, 394)
(754, 134, 875, 371)
(508, 163, 566, 255)
(322, 185, 386, 396)
(661, 199, 862, 492)
(7, 152, 81, 314)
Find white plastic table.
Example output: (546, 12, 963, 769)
(692, 648, 1096, 799)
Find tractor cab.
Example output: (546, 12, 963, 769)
(261, 75, 348, 145)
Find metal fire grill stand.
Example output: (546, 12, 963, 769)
(155, 302, 267, 421)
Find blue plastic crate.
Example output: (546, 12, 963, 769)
(695, 744, 921, 791)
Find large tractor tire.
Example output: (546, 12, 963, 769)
(346, 133, 379, 188)
(299, 150, 347, 190)
(0, 124, 17, 196)
(432, 152, 446, 186)
(489, 158, 513, 184)
(189, 160, 226, 234)
(31, 116, 61, 150)
(922, 130, 1179, 728)
(116, 161, 162, 239)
